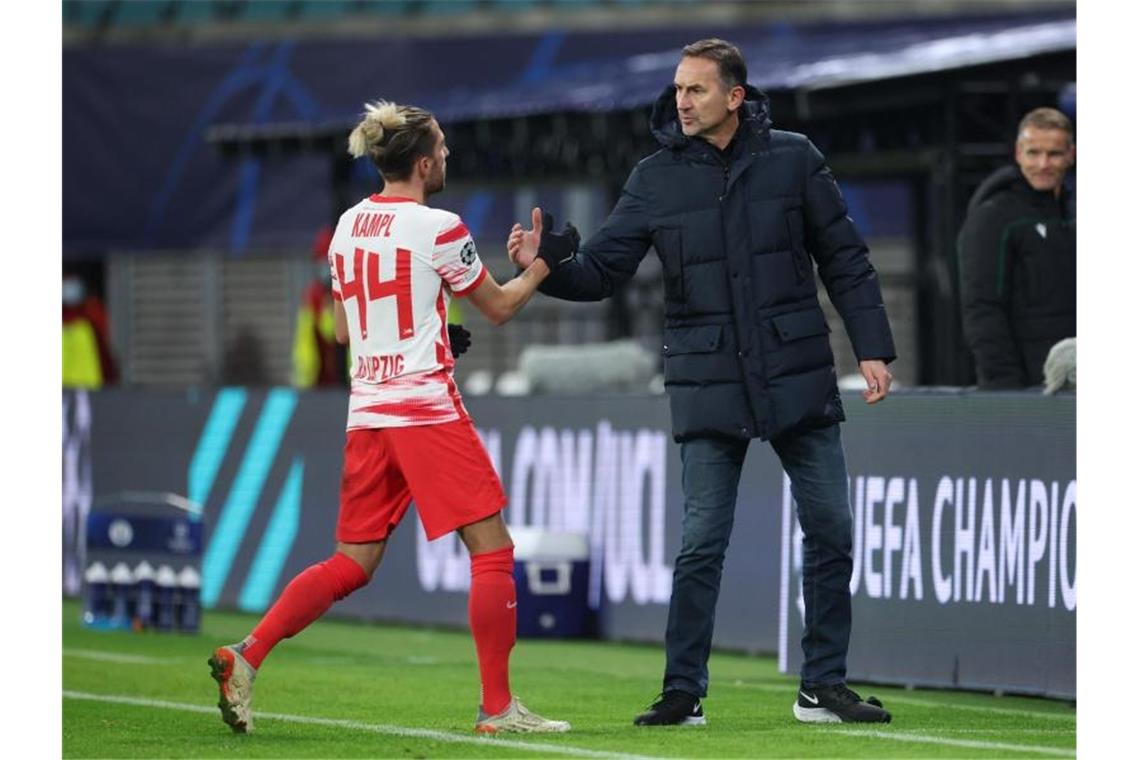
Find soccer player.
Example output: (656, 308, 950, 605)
(208, 100, 577, 735)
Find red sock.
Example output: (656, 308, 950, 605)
(239, 552, 369, 669)
(469, 546, 516, 715)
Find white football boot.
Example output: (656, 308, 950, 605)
(474, 697, 570, 733)
(208, 644, 257, 733)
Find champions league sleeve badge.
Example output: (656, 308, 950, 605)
(460, 239, 477, 265)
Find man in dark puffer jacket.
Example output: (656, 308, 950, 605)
(958, 107, 1076, 389)
(509, 39, 895, 725)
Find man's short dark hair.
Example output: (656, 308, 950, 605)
(681, 38, 748, 92)
(1018, 107, 1074, 142)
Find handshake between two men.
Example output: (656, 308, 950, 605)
(447, 207, 577, 361)
(507, 207, 580, 271)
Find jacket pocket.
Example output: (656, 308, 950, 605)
(763, 309, 834, 379)
(663, 325, 736, 385)
(784, 204, 809, 284)
(770, 308, 830, 342)
(653, 227, 685, 303)
(663, 324, 723, 356)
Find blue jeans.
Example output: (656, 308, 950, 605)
(662, 423, 853, 696)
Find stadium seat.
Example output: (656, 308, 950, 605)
(238, 0, 293, 23)
(112, 0, 168, 27)
(63, 0, 112, 28)
(297, 1, 354, 21)
(421, 0, 480, 15)
(491, 0, 540, 12)
(519, 340, 656, 394)
(173, 1, 220, 25)
(362, 0, 414, 16)
(60, 0, 701, 31)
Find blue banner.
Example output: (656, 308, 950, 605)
(86, 512, 203, 555)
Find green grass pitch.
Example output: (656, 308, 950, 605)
(62, 599, 1075, 758)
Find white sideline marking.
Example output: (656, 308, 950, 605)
(931, 728, 1075, 734)
(64, 649, 174, 665)
(732, 681, 1075, 721)
(829, 728, 1076, 757)
(61, 691, 659, 760)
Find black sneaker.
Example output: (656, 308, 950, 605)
(633, 690, 706, 726)
(794, 683, 891, 723)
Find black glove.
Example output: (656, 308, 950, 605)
(447, 323, 471, 358)
(537, 212, 580, 269)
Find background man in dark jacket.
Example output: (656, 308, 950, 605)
(958, 107, 1076, 389)
(509, 38, 895, 725)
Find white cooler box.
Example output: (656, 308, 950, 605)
(511, 528, 594, 638)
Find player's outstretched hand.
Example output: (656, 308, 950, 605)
(508, 207, 580, 270)
(508, 207, 542, 268)
(447, 323, 472, 357)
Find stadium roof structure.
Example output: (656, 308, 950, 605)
(425, 14, 1075, 122)
(204, 10, 1075, 147)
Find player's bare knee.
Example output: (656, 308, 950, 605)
(354, 559, 381, 581)
(336, 541, 385, 580)
(457, 513, 513, 555)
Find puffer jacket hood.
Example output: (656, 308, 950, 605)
(966, 165, 1024, 213)
(967, 164, 1074, 215)
(649, 83, 772, 150)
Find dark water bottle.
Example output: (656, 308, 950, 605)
(133, 561, 156, 630)
(109, 562, 134, 629)
(177, 566, 201, 633)
(83, 562, 110, 627)
(154, 565, 177, 632)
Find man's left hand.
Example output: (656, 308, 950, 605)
(859, 360, 893, 404)
(448, 324, 472, 358)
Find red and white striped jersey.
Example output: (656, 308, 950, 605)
(328, 194, 486, 430)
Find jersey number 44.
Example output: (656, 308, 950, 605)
(336, 246, 414, 342)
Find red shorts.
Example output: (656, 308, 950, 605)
(336, 417, 507, 543)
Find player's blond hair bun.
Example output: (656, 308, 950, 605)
(348, 100, 406, 158)
(346, 100, 436, 182)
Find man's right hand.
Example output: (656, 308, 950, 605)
(537, 211, 580, 269)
